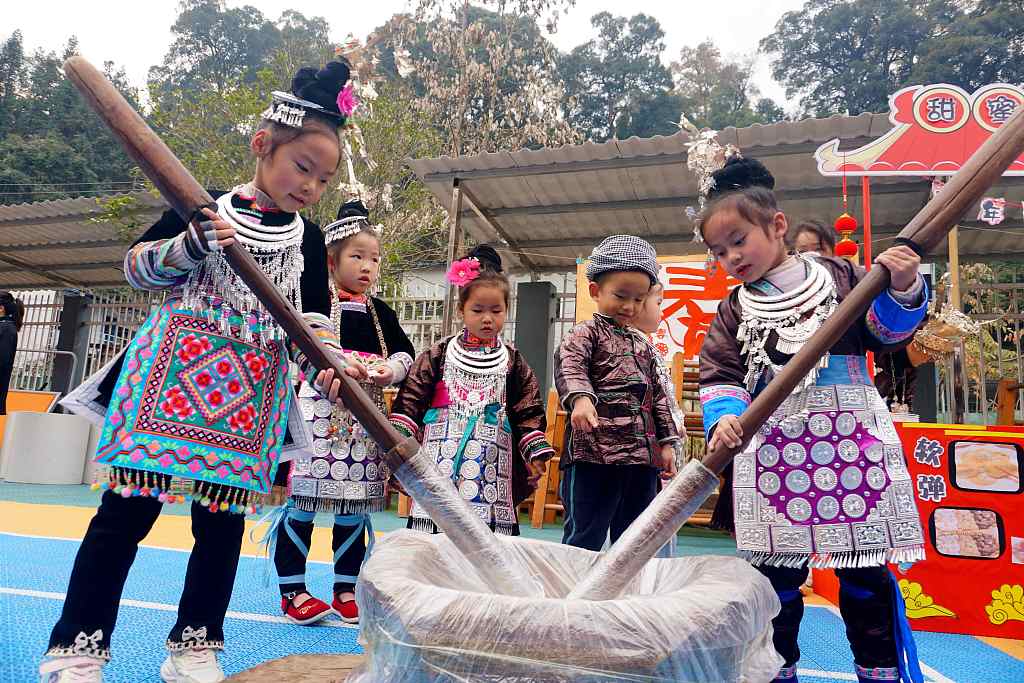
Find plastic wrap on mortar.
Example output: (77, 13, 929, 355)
(349, 530, 783, 682)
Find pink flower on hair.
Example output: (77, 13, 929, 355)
(336, 83, 358, 117)
(446, 258, 480, 287)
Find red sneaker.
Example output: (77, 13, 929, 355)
(332, 593, 359, 624)
(281, 594, 333, 625)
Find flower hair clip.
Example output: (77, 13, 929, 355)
(336, 83, 358, 118)
(446, 257, 481, 287)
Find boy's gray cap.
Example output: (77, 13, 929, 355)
(585, 235, 660, 284)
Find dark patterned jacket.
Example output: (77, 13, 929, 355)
(554, 314, 679, 468)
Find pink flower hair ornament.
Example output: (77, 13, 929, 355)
(446, 257, 481, 287)
(336, 83, 358, 117)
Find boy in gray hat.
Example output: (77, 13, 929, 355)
(554, 235, 680, 551)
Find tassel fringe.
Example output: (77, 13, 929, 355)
(742, 545, 925, 569)
(91, 467, 262, 516)
(291, 495, 386, 515)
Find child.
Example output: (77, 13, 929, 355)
(270, 199, 414, 626)
(40, 61, 353, 683)
(389, 246, 553, 536)
(554, 235, 680, 552)
(697, 155, 927, 683)
(631, 282, 687, 558)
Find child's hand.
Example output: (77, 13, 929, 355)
(658, 444, 677, 480)
(195, 207, 236, 251)
(527, 459, 548, 488)
(313, 368, 344, 406)
(342, 354, 369, 382)
(875, 245, 920, 292)
(370, 364, 394, 387)
(570, 396, 599, 432)
(708, 415, 743, 452)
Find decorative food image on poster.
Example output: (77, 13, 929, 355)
(950, 440, 1023, 493)
(929, 507, 1004, 559)
(1012, 537, 1024, 565)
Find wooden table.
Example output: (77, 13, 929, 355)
(227, 655, 365, 682)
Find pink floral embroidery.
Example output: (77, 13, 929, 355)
(445, 258, 480, 287)
(159, 454, 174, 467)
(161, 387, 194, 420)
(227, 404, 256, 434)
(176, 334, 212, 365)
(243, 351, 269, 382)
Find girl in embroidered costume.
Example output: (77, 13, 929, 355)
(697, 155, 928, 683)
(265, 199, 414, 626)
(389, 246, 554, 536)
(41, 62, 354, 683)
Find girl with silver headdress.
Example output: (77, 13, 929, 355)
(266, 199, 414, 627)
(695, 148, 928, 683)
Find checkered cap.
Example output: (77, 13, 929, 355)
(585, 235, 659, 283)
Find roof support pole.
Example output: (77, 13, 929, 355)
(441, 179, 464, 337)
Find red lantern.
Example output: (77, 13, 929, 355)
(833, 212, 859, 260)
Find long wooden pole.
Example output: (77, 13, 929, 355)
(64, 56, 535, 595)
(572, 105, 1024, 600)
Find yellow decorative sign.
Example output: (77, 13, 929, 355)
(899, 579, 956, 619)
(986, 584, 1024, 626)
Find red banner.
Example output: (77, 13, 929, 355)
(815, 84, 1024, 176)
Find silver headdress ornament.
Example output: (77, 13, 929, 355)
(261, 91, 328, 129)
(678, 114, 740, 242)
(322, 214, 383, 247)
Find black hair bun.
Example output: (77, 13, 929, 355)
(468, 245, 503, 272)
(708, 156, 775, 200)
(291, 59, 351, 118)
(336, 199, 369, 222)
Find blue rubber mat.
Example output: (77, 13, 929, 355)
(3, 531, 1022, 682)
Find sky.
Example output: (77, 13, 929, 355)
(7, 0, 806, 110)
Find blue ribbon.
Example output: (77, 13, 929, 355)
(333, 513, 375, 585)
(891, 574, 924, 683)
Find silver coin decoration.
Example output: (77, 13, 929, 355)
(299, 397, 316, 421)
(817, 495, 840, 520)
(842, 493, 867, 518)
(485, 444, 499, 463)
(787, 498, 812, 522)
(484, 464, 498, 482)
(781, 420, 804, 439)
(365, 462, 379, 481)
(810, 441, 836, 465)
(808, 414, 832, 437)
(864, 443, 884, 463)
(865, 466, 887, 490)
(312, 419, 330, 438)
(349, 462, 365, 481)
(840, 466, 864, 490)
(783, 443, 807, 466)
(313, 399, 333, 418)
(835, 413, 857, 436)
(460, 460, 481, 481)
(331, 440, 349, 459)
(837, 439, 860, 462)
(814, 467, 838, 491)
(464, 440, 483, 460)
(483, 483, 498, 503)
(441, 441, 458, 459)
(438, 459, 455, 477)
(785, 470, 811, 494)
(351, 442, 368, 462)
(312, 439, 330, 457)
(758, 472, 781, 496)
(758, 444, 780, 467)
(459, 480, 480, 500)
(330, 461, 349, 481)
(311, 459, 330, 479)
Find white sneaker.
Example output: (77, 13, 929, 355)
(160, 649, 225, 683)
(39, 656, 105, 682)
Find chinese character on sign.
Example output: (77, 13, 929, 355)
(916, 474, 948, 503)
(985, 95, 1018, 124)
(978, 197, 1006, 226)
(926, 97, 957, 122)
(912, 436, 943, 467)
(661, 265, 739, 358)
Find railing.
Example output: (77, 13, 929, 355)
(11, 348, 78, 394)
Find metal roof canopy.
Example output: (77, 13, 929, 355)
(0, 192, 165, 290)
(408, 113, 1024, 273)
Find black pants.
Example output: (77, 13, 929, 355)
(758, 564, 898, 673)
(273, 506, 366, 596)
(560, 462, 658, 551)
(47, 490, 244, 658)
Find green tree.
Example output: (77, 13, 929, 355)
(0, 30, 26, 134)
(560, 12, 676, 141)
(761, 0, 961, 116)
(912, 0, 1024, 90)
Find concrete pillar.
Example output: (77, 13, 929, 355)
(50, 290, 91, 395)
(514, 281, 556, 395)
